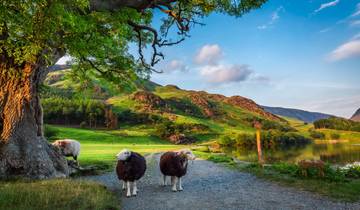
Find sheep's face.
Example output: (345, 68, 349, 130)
(178, 149, 196, 160)
(116, 149, 131, 161)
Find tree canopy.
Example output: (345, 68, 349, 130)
(0, 0, 266, 83)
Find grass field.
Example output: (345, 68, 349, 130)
(0, 179, 118, 210)
(0, 125, 188, 210)
(49, 125, 186, 170)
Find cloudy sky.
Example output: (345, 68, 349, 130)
(150, 0, 360, 118)
(57, 0, 360, 118)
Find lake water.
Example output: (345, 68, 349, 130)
(223, 139, 360, 166)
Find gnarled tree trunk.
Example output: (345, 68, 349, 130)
(0, 57, 68, 179)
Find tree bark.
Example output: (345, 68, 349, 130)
(0, 58, 69, 179)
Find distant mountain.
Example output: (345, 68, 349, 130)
(351, 108, 360, 122)
(262, 106, 333, 123)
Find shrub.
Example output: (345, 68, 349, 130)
(118, 110, 163, 125)
(330, 133, 340, 140)
(154, 121, 210, 139)
(314, 117, 360, 132)
(221, 131, 311, 149)
(342, 164, 360, 179)
(80, 121, 87, 128)
(218, 136, 236, 146)
(309, 129, 325, 139)
(272, 163, 300, 177)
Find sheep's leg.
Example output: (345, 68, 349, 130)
(132, 181, 138, 196)
(178, 177, 183, 191)
(171, 176, 178, 192)
(162, 175, 167, 186)
(126, 182, 131, 197)
(122, 181, 126, 191)
(73, 156, 79, 166)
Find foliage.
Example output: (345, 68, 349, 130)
(314, 117, 360, 132)
(309, 129, 325, 139)
(42, 97, 107, 127)
(341, 163, 360, 179)
(44, 125, 60, 140)
(0, 0, 267, 82)
(118, 110, 163, 125)
(219, 131, 311, 149)
(154, 121, 210, 139)
(330, 133, 341, 140)
(207, 154, 233, 163)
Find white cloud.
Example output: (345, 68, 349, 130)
(329, 36, 360, 61)
(350, 20, 360, 27)
(194, 44, 223, 65)
(164, 59, 188, 72)
(200, 64, 253, 84)
(314, 0, 340, 13)
(258, 6, 284, 30)
(351, 3, 360, 17)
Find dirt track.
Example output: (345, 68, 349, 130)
(86, 154, 360, 210)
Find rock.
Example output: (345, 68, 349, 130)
(131, 91, 166, 111)
(224, 96, 281, 121)
(168, 134, 196, 144)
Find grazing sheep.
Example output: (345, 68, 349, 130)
(52, 139, 81, 162)
(160, 149, 196, 192)
(116, 149, 146, 197)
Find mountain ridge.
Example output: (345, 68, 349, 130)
(262, 106, 333, 123)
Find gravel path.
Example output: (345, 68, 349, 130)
(85, 154, 360, 210)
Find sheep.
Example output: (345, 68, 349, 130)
(116, 149, 146, 197)
(159, 149, 196, 192)
(52, 139, 81, 162)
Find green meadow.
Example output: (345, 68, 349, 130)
(49, 125, 186, 170)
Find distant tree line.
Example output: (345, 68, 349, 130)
(42, 97, 107, 128)
(314, 117, 360, 132)
(219, 130, 311, 149)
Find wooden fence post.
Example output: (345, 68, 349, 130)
(254, 121, 264, 166)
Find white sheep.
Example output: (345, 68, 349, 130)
(52, 139, 81, 162)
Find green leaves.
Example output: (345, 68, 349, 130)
(0, 0, 267, 84)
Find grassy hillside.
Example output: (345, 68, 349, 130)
(43, 70, 293, 143)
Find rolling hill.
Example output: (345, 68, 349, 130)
(42, 70, 294, 143)
(262, 106, 333, 123)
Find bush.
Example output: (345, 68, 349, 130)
(342, 164, 360, 178)
(80, 121, 87, 128)
(314, 117, 360, 132)
(330, 133, 340, 140)
(270, 162, 345, 182)
(272, 163, 300, 177)
(220, 131, 311, 149)
(218, 136, 236, 146)
(118, 110, 163, 125)
(154, 121, 210, 139)
(309, 129, 325, 139)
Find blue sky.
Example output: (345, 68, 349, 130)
(57, 0, 360, 118)
(151, 0, 360, 118)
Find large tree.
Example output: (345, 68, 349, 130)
(0, 0, 266, 179)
